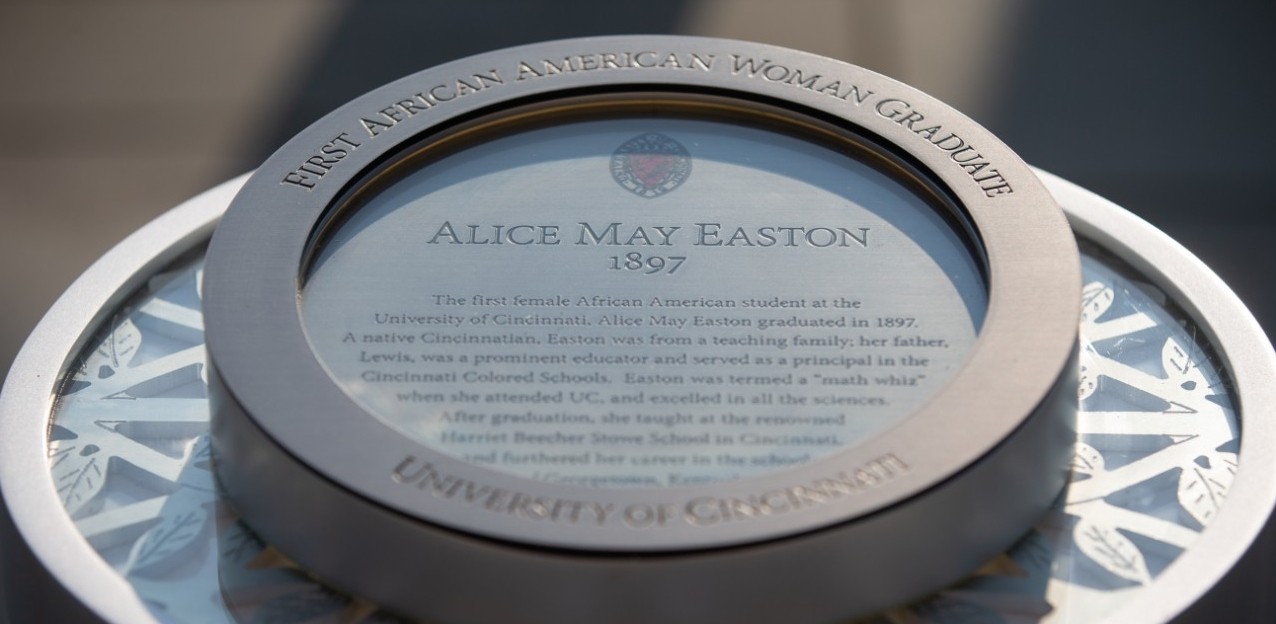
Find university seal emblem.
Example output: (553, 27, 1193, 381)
(610, 132, 691, 198)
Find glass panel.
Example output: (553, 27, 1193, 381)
(880, 247, 1240, 623)
(48, 254, 399, 623)
(301, 116, 986, 487)
(45, 239, 1238, 623)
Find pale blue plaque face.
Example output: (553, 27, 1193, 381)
(300, 117, 987, 487)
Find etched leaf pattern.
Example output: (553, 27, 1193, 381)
(124, 491, 212, 577)
(1074, 518, 1152, 585)
(1080, 281, 1114, 324)
(220, 523, 266, 566)
(49, 435, 107, 516)
(1071, 442, 1105, 477)
(75, 316, 142, 382)
(1177, 451, 1238, 526)
(1161, 337, 1213, 407)
(1077, 342, 1100, 400)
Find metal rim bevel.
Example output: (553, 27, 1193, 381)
(204, 33, 1079, 549)
(1036, 169, 1276, 624)
(0, 175, 248, 624)
(201, 35, 1079, 621)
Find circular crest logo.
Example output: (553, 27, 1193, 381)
(610, 133, 691, 198)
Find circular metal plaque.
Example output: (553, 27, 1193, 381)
(201, 37, 1079, 621)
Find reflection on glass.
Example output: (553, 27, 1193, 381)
(45, 243, 1238, 623)
(301, 117, 987, 487)
(48, 256, 397, 623)
(876, 248, 1240, 623)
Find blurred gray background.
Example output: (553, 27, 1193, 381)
(1, 0, 1274, 621)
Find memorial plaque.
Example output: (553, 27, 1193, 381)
(300, 115, 986, 488)
(198, 37, 1081, 622)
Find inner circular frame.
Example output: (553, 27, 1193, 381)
(204, 36, 1080, 552)
(296, 95, 991, 489)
